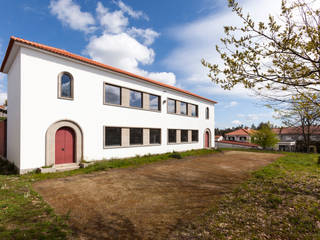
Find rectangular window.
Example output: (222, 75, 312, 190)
(180, 102, 187, 115)
(130, 90, 143, 108)
(168, 99, 176, 114)
(192, 130, 198, 142)
(105, 84, 121, 105)
(190, 104, 198, 117)
(105, 127, 121, 146)
(181, 130, 188, 142)
(150, 129, 161, 144)
(168, 129, 177, 143)
(130, 128, 143, 145)
(149, 94, 160, 111)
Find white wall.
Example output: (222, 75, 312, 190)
(16, 46, 215, 170)
(7, 50, 21, 168)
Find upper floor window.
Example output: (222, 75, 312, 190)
(105, 84, 121, 105)
(190, 104, 198, 117)
(58, 72, 73, 99)
(180, 102, 187, 115)
(168, 99, 176, 114)
(130, 90, 142, 108)
(149, 94, 160, 111)
(206, 107, 209, 119)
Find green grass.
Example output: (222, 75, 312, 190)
(0, 148, 219, 239)
(174, 152, 320, 240)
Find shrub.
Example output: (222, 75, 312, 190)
(169, 151, 182, 159)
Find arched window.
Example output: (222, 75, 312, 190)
(206, 107, 209, 119)
(58, 72, 73, 99)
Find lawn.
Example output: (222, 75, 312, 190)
(0, 150, 319, 239)
(172, 152, 320, 240)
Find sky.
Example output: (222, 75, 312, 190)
(0, 0, 285, 129)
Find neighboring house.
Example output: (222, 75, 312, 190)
(0, 36, 217, 174)
(0, 105, 7, 118)
(273, 127, 320, 153)
(215, 135, 223, 142)
(224, 128, 255, 142)
(216, 140, 260, 149)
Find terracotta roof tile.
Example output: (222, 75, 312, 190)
(225, 128, 256, 136)
(273, 126, 320, 135)
(0, 36, 217, 104)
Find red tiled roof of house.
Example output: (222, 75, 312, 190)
(0, 36, 217, 104)
(218, 140, 259, 147)
(273, 126, 320, 135)
(0, 105, 5, 110)
(225, 128, 256, 136)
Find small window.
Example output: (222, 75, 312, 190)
(181, 130, 188, 142)
(105, 127, 121, 146)
(130, 128, 143, 145)
(206, 107, 209, 119)
(192, 130, 198, 142)
(130, 90, 143, 108)
(180, 102, 187, 115)
(150, 129, 161, 144)
(168, 99, 176, 114)
(149, 94, 160, 111)
(59, 72, 73, 99)
(105, 84, 121, 105)
(168, 129, 177, 143)
(190, 104, 198, 117)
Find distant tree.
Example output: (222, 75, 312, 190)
(250, 123, 257, 130)
(202, 0, 320, 107)
(251, 125, 279, 149)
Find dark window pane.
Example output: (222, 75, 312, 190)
(168, 99, 176, 113)
(149, 94, 160, 111)
(150, 129, 161, 144)
(130, 128, 143, 145)
(168, 129, 176, 143)
(206, 107, 209, 119)
(61, 73, 72, 98)
(130, 90, 142, 108)
(180, 102, 187, 115)
(105, 127, 121, 146)
(191, 104, 198, 117)
(181, 130, 188, 142)
(105, 84, 121, 105)
(192, 130, 198, 142)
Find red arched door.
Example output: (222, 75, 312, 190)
(55, 127, 75, 164)
(205, 131, 210, 148)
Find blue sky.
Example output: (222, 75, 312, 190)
(0, 0, 283, 128)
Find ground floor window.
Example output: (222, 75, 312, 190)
(181, 130, 188, 142)
(168, 129, 177, 143)
(105, 127, 121, 146)
(150, 129, 161, 144)
(130, 128, 143, 145)
(192, 130, 198, 142)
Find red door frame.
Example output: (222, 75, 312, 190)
(205, 131, 210, 148)
(55, 127, 75, 164)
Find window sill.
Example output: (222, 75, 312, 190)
(167, 141, 198, 145)
(167, 112, 199, 118)
(58, 96, 74, 101)
(103, 102, 161, 113)
(104, 144, 161, 149)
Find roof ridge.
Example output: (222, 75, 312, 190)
(1, 36, 217, 104)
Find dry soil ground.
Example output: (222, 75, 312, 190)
(33, 151, 282, 240)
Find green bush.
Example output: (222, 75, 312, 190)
(169, 151, 182, 159)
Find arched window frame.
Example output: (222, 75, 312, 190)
(205, 107, 209, 119)
(58, 72, 74, 100)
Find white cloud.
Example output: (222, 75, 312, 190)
(116, 0, 148, 20)
(49, 0, 96, 33)
(232, 120, 242, 125)
(225, 101, 238, 108)
(146, 72, 176, 86)
(0, 74, 7, 105)
(164, 0, 282, 98)
(127, 27, 160, 46)
(85, 33, 155, 73)
(96, 2, 128, 34)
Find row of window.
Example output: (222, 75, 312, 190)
(58, 72, 210, 118)
(104, 83, 161, 111)
(104, 127, 199, 147)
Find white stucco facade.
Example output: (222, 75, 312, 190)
(2, 39, 216, 173)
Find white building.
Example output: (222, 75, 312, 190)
(0, 37, 216, 174)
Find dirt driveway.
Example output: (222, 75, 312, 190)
(33, 151, 282, 240)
